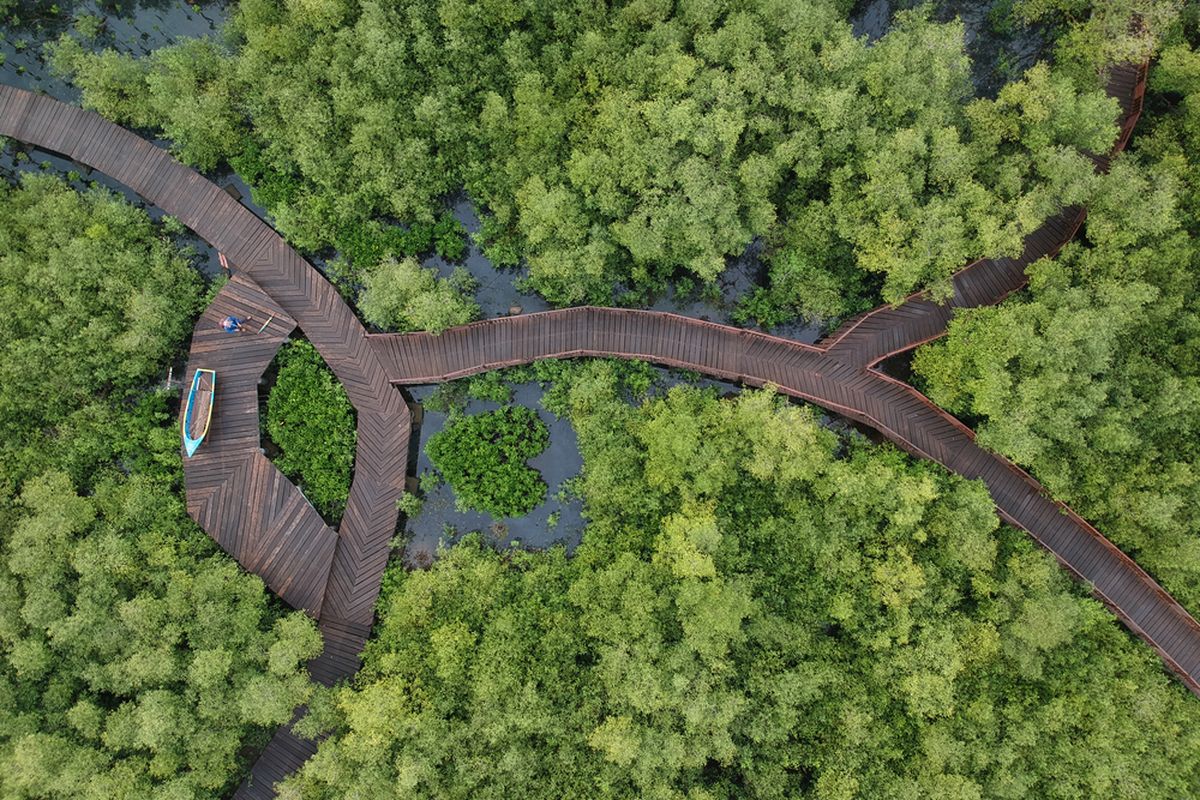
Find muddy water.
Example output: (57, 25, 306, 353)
(421, 196, 552, 321)
(402, 380, 586, 566)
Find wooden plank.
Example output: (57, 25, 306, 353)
(11, 64, 1195, 798)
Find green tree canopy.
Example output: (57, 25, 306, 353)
(913, 34, 1200, 612)
(283, 365, 1200, 800)
(426, 405, 549, 518)
(0, 471, 322, 800)
(49, 0, 1155, 316)
(266, 339, 357, 520)
(0, 176, 322, 798)
(0, 174, 201, 493)
(357, 257, 479, 334)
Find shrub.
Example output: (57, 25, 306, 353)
(426, 406, 548, 518)
(265, 340, 356, 520)
(358, 256, 479, 333)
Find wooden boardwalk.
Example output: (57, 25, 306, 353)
(182, 275, 336, 616)
(0, 84, 410, 798)
(819, 63, 1146, 367)
(1, 57, 1193, 798)
(370, 305, 1200, 695)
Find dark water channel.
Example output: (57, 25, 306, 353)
(402, 380, 586, 567)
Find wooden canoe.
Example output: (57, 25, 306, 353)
(182, 368, 216, 457)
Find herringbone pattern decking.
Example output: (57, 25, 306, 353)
(369, 301, 1200, 694)
(0, 84, 412, 799)
(1, 57, 1189, 800)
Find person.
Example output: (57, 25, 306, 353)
(222, 315, 251, 334)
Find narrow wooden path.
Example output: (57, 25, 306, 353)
(819, 63, 1146, 367)
(0, 84, 410, 799)
(369, 303, 1200, 692)
(0, 58, 1192, 799)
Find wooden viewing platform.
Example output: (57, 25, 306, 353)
(0, 59, 1188, 799)
(0, 84, 409, 798)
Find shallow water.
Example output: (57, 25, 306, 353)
(421, 196, 552, 321)
(1, 0, 229, 101)
(401, 380, 586, 566)
(398, 365, 863, 566)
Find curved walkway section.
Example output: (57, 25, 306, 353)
(0, 58, 1187, 798)
(0, 85, 411, 799)
(818, 63, 1146, 367)
(183, 274, 336, 616)
(369, 307, 1200, 694)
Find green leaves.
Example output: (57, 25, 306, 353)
(0, 471, 322, 798)
(357, 256, 479, 334)
(49, 36, 244, 172)
(913, 52, 1200, 615)
(52, 0, 1157, 317)
(426, 405, 549, 518)
(265, 340, 357, 520)
(0, 169, 319, 800)
(0, 175, 201, 483)
(288, 365, 1200, 799)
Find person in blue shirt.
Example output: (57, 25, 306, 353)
(222, 315, 250, 334)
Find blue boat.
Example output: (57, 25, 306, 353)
(182, 369, 217, 457)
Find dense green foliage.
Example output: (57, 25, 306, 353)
(358, 257, 479, 333)
(285, 365, 1200, 799)
(426, 405, 549, 518)
(913, 28, 1200, 613)
(0, 174, 201, 493)
(1015, 0, 1180, 83)
(1, 472, 322, 799)
(265, 340, 356, 520)
(0, 177, 321, 798)
(50, 1, 1146, 318)
(10, 6, 1200, 799)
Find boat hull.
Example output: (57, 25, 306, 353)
(183, 369, 216, 457)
